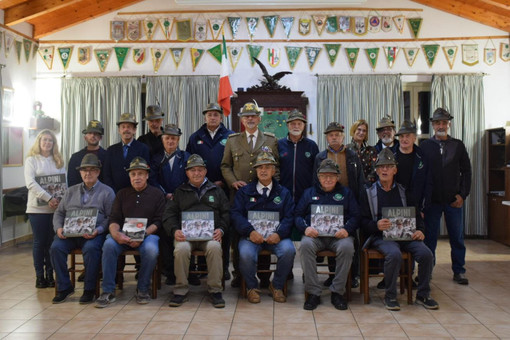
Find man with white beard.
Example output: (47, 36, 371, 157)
(374, 115, 400, 154)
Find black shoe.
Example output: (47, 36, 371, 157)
(259, 278, 270, 289)
(351, 276, 359, 288)
(223, 269, 231, 281)
(303, 294, 321, 310)
(415, 295, 439, 310)
(453, 273, 469, 285)
(323, 276, 333, 287)
(384, 297, 400, 311)
(331, 292, 348, 310)
(377, 278, 385, 289)
(210, 292, 225, 308)
(165, 275, 176, 286)
(188, 273, 201, 286)
(35, 276, 48, 289)
(79, 290, 95, 304)
(46, 274, 55, 288)
(231, 274, 241, 288)
(52, 287, 74, 304)
(77, 272, 86, 282)
(169, 294, 188, 307)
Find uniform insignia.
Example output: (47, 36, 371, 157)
(197, 140, 204, 144)
(418, 161, 423, 170)
(305, 152, 311, 158)
(312, 196, 319, 200)
(333, 194, 344, 201)
(208, 196, 215, 202)
(221, 139, 227, 146)
(263, 131, 276, 137)
(250, 197, 256, 202)
(273, 196, 282, 204)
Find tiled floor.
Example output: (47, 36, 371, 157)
(1, 239, 510, 339)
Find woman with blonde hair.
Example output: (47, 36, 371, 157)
(25, 129, 66, 288)
(347, 119, 378, 183)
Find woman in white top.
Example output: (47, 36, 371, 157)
(25, 129, 66, 288)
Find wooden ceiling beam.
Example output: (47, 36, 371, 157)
(480, 0, 510, 11)
(4, 0, 82, 26)
(0, 0, 27, 10)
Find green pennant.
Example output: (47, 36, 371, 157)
(324, 44, 341, 66)
(207, 44, 222, 64)
(326, 16, 338, 33)
(263, 15, 279, 38)
(304, 46, 321, 70)
(22, 39, 32, 62)
(422, 44, 440, 67)
(285, 46, 302, 69)
(32, 42, 39, 59)
(246, 17, 259, 40)
(94, 49, 111, 72)
(365, 47, 380, 69)
(345, 47, 359, 70)
(247, 44, 263, 66)
(58, 46, 73, 70)
(14, 40, 22, 64)
(114, 47, 129, 71)
(407, 18, 423, 39)
(228, 17, 241, 40)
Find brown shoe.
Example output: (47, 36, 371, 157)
(269, 283, 286, 303)
(247, 289, 261, 303)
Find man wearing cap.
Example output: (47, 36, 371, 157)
(95, 157, 165, 307)
(163, 154, 230, 308)
(67, 120, 107, 187)
(103, 113, 150, 193)
(138, 105, 165, 157)
(295, 159, 360, 311)
(50, 154, 115, 304)
(374, 115, 400, 154)
(231, 151, 295, 303)
(360, 149, 438, 311)
(420, 108, 471, 285)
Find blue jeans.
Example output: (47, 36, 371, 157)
(239, 238, 295, 290)
(50, 234, 105, 292)
(101, 234, 159, 293)
(28, 214, 55, 277)
(424, 203, 466, 274)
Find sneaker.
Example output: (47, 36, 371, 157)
(415, 295, 439, 310)
(377, 278, 386, 289)
(323, 276, 333, 287)
(136, 290, 151, 304)
(247, 288, 261, 304)
(269, 283, 286, 303)
(79, 290, 95, 304)
(210, 292, 225, 308)
(35, 276, 48, 289)
(331, 292, 348, 310)
(303, 293, 321, 310)
(384, 297, 400, 311)
(52, 287, 75, 304)
(453, 273, 469, 285)
(169, 294, 188, 307)
(95, 292, 116, 308)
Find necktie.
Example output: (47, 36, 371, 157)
(262, 187, 269, 198)
(123, 145, 129, 159)
(249, 134, 254, 151)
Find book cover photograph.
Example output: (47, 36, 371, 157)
(181, 211, 214, 241)
(63, 208, 98, 237)
(311, 204, 344, 236)
(248, 211, 280, 239)
(122, 217, 148, 241)
(382, 207, 416, 241)
(35, 174, 67, 206)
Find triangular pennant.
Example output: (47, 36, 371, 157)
(114, 47, 129, 71)
(442, 46, 458, 70)
(38, 46, 54, 70)
(501, 43, 510, 61)
(159, 18, 174, 40)
(407, 18, 422, 39)
(338, 16, 351, 33)
(127, 21, 141, 41)
(151, 48, 167, 72)
(32, 42, 39, 59)
(195, 21, 207, 41)
(94, 49, 111, 72)
(246, 17, 259, 40)
(111, 20, 125, 41)
(368, 15, 381, 33)
(208, 44, 223, 64)
(381, 16, 392, 32)
(170, 48, 184, 68)
(263, 15, 279, 38)
(23, 39, 32, 62)
(228, 46, 243, 70)
(393, 15, 405, 34)
(462, 44, 479, 66)
(403, 47, 419, 67)
(299, 18, 312, 35)
(280, 17, 294, 40)
(15, 40, 22, 64)
(304, 46, 321, 70)
(133, 48, 145, 64)
(324, 44, 341, 66)
(227, 17, 241, 40)
(143, 19, 158, 40)
(285, 46, 303, 69)
(345, 47, 359, 70)
(5, 34, 14, 58)
(326, 16, 338, 33)
(384, 46, 399, 68)
(77, 46, 91, 65)
(176, 19, 192, 41)
(209, 18, 224, 40)
(365, 47, 380, 70)
(58, 46, 73, 70)
(352, 16, 368, 36)
(268, 47, 281, 67)
(247, 44, 263, 66)
(312, 15, 327, 35)
(190, 48, 204, 71)
(422, 44, 440, 67)
(484, 48, 496, 66)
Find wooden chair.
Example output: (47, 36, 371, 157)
(240, 249, 288, 297)
(116, 250, 161, 299)
(188, 249, 225, 290)
(54, 248, 100, 297)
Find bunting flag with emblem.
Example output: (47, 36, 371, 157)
(246, 17, 259, 40)
(365, 47, 379, 70)
(127, 21, 141, 41)
(94, 49, 111, 72)
(442, 46, 458, 69)
(195, 21, 207, 41)
(110, 20, 125, 41)
(209, 18, 224, 40)
(247, 44, 263, 66)
(393, 15, 405, 34)
(190, 48, 204, 71)
(326, 16, 338, 33)
(345, 47, 359, 69)
(484, 47, 496, 66)
(32, 42, 39, 59)
(228, 46, 243, 70)
(462, 44, 479, 66)
(4, 34, 14, 58)
(324, 43, 341, 66)
(407, 18, 422, 39)
(14, 40, 22, 64)
(38, 46, 54, 70)
(170, 48, 184, 68)
(305, 46, 322, 70)
(151, 48, 167, 72)
(114, 47, 129, 70)
(207, 44, 222, 63)
(403, 47, 419, 66)
(159, 18, 174, 40)
(227, 17, 241, 40)
(280, 17, 294, 40)
(338, 16, 351, 33)
(58, 46, 73, 70)
(268, 47, 280, 67)
(299, 18, 312, 35)
(218, 31, 233, 116)
(312, 15, 327, 35)
(263, 16, 279, 38)
(501, 43, 510, 61)
(77, 46, 91, 65)
(144, 19, 158, 40)
(352, 16, 368, 36)
(384, 46, 399, 68)
(23, 39, 32, 62)
(133, 48, 145, 64)
(285, 46, 302, 69)
(422, 44, 439, 67)
(176, 19, 192, 41)
(368, 15, 381, 33)
(381, 16, 392, 32)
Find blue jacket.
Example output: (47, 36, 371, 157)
(374, 139, 400, 154)
(149, 149, 190, 195)
(67, 147, 107, 187)
(278, 135, 319, 203)
(295, 183, 360, 236)
(186, 123, 233, 183)
(231, 179, 295, 240)
(103, 140, 150, 193)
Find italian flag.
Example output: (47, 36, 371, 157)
(218, 33, 233, 116)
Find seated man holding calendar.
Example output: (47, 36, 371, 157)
(231, 151, 296, 304)
(295, 159, 360, 311)
(95, 157, 165, 308)
(163, 154, 230, 308)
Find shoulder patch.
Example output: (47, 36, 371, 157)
(228, 133, 241, 138)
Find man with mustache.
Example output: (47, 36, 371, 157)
(374, 115, 400, 154)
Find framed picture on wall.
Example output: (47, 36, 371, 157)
(2, 87, 14, 120)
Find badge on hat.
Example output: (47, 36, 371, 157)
(126, 156, 150, 171)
